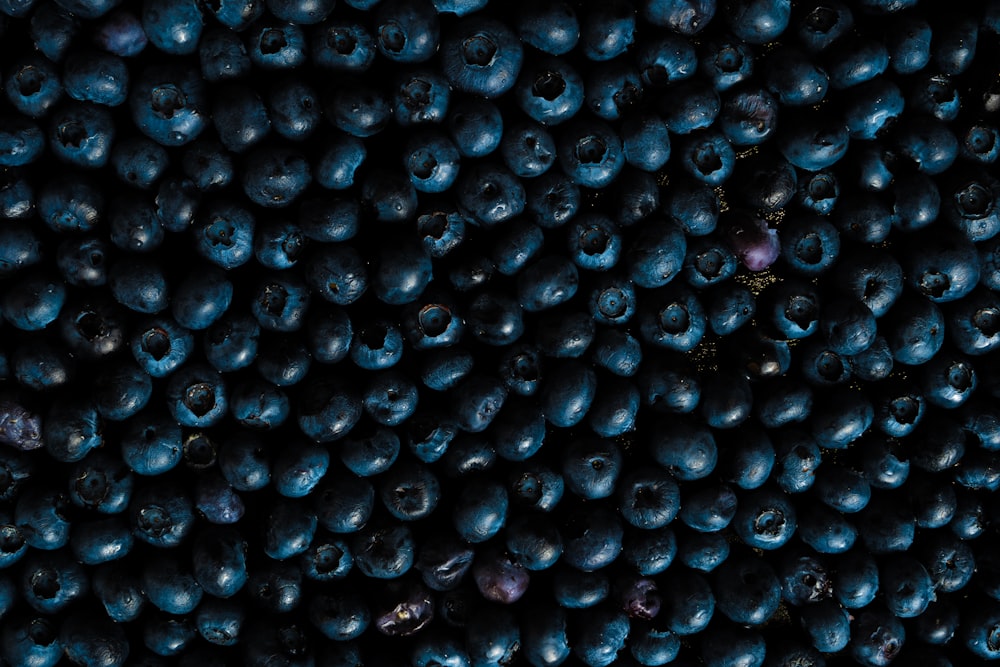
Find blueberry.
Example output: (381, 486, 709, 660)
(363, 370, 419, 427)
(195, 598, 244, 647)
(638, 283, 707, 352)
(372, 578, 435, 636)
(585, 60, 643, 122)
(489, 219, 543, 278)
(517, 0, 578, 55)
(129, 482, 195, 548)
(421, 348, 474, 392)
(619, 113, 672, 173)
(701, 626, 766, 667)
(59, 611, 129, 667)
(0, 399, 45, 451)
(713, 549, 782, 625)
(375, 0, 439, 64)
(417, 208, 467, 260)
(452, 478, 507, 543)
(850, 606, 905, 667)
(678, 130, 735, 185)
(700, 37, 754, 91)
(91, 563, 146, 623)
(0, 170, 35, 219)
(948, 287, 1000, 356)
(310, 20, 374, 72)
(130, 65, 207, 146)
(883, 12, 931, 73)
(588, 277, 637, 328)
(521, 605, 571, 667)
(1, 615, 62, 667)
(615, 167, 660, 227)
(141, 0, 201, 56)
(379, 461, 440, 521)
(447, 97, 503, 158)
(911, 596, 960, 646)
(142, 553, 203, 615)
(724, 0, 791, 44)
(679, 483, 738, 533)
(621, 526, 676, 576)
(893, 115, 958, 176)
(538, 309, 595, 359)
(677, 528, 729, 573)
(797, 169, 839, 215)
(350, 320, 404, 370)
(247, 20, 307, 70)
(517, 255, 579, 312)
(557, 118, 626, 189)
(405, 131, 462, 192)
(778, 110, 849, 171)
(723, 211, 780, 271)
(658, 568, 714, 635)
(539, 359, 596, 428)
(515, 62, 583, 133)
(465, 606, 520, 667)
(792, 1, 849, 49)
(504, 513, 563, 572)
(698, 370, 752, 429)
(561, 505, 624, 572)
(572, 607, 630, 667)
(373, 240, 433, 305)
(764, 46, 828, 107)
(33, 4, 82, 60)
(441, 16, 523, 98)
(5, 55, 62, 120)
(308, 591, 370, 641)
(509, 464, 564, 513)
(649, 417, 716, 480)
(412, 535, 474, 592)
(406, 410, 458, 462)
(0, 116, 46, 167)
(643, 0, 715, 33)
(361, 169, 418, 222)
(884, 293, 946, 366)
(194, 473, 244, 524)
(300, 533, 353, 582)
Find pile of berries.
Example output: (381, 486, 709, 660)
(1, 0, 1000, 665)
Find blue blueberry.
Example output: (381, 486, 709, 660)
(130, 64, 207, 146)
(5, 56, 62, 120)
(723, 0, 791, 44)
(659, 568, 714, 635)
(375, 0, 439, 64)
(59, 611, 129, 667)
(585, 59, 643, 122)
(700, 37, 754, 91)
(194, 473, 244, 524)
(713, 549, 782, 625)
(405, 131, 462, 193)
(649, 417, 716, 480)
(849, 606, 905, 667)
(327, 84, 391, 138)
(92, 564, 146, 622)
(540, 359, 596, 428)
(557, 118, 625, 189)
(1, 615, 62, 667)
(247, 20, 307, 70)
(447, 97, 502, 158)
(33, 3, 84, 60)
(129, 482, 195, 548)
(393, 69, 451, 126)
(514, 58, 584, 130)
(441, 16, 523, 98)
(311, 20, 375, 72)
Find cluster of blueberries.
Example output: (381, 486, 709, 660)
(1, 0, 1000, 665)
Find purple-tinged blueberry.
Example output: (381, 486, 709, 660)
(723, 211, 780, 271)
